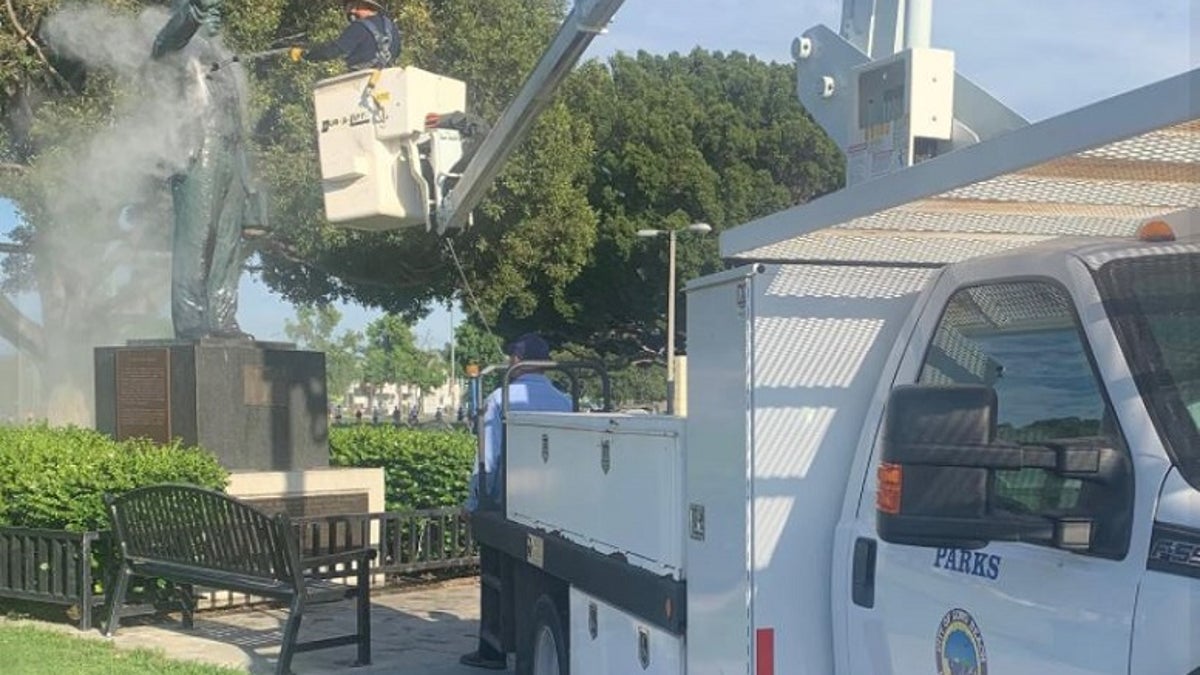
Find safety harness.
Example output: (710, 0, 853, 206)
(349, 15, 397, 70)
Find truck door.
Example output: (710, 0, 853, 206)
(849, 278, 1140, 674)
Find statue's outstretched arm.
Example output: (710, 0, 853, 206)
(152, 0, 221, 59)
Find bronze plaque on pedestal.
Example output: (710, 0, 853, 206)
(115, 349, 171, 444)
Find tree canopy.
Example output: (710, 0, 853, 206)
(452, 319, 504, 372)
(492, 50, 843, 358)
(362, 313, 446, 395)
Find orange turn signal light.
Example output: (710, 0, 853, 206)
(877, 462, 903, 515)
(1137, 220, 1176, 243)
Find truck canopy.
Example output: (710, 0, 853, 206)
(722, 68, 1200, 265)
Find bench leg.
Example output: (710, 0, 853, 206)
(177, 583, 195, 629)
(355, 564, 372, 666)
(103, 564, 132, 637)
(80, 543, 95, 632)
(277, 595, 304, 675)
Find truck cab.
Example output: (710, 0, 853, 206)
(843, 226, 1200, 675)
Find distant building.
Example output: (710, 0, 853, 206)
(341, 377, 462, 418)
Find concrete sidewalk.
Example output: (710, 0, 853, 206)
(54, 577, 505, 674)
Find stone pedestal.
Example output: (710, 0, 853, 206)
(94, 338, 329, 471)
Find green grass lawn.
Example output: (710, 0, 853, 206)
(0, 623, 244, 674)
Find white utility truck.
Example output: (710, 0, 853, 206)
(309, 0, 1199, 672)
(475, 87, 1200, 674)
(468, 5, 1200, 673)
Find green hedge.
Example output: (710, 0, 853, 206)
(0, 426, 228, 532)
(329, 426, 475, 511)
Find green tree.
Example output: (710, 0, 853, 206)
(552, 341, 665, 410)
(610, 363, 666, 408)
(283, 304, 363, 403)
(362, 314, 446, 406)
(492, 50, 843, 360)
(453, 319, 505, 373)
(270, 49, 841, 364)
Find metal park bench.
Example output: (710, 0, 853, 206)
(102, 484, 375, 674)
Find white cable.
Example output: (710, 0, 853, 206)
(443, 238, 506, 357)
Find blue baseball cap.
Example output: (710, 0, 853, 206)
(504, 333, 551, 361)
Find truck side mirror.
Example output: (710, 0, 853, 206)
(876, 385, 1132, 558)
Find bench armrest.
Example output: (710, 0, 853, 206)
(301, 547, 377, 569)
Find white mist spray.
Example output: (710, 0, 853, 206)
(8, 4, 252, 424)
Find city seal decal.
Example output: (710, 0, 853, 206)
(935, 608, 987, 675)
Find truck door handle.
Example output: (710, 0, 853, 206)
(852, 537, 877, 609)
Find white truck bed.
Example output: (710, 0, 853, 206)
(505, 412, 685, 579)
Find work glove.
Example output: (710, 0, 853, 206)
(289, 47, 304, 63)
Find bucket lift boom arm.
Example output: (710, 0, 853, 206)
(433, 0, 628, 234)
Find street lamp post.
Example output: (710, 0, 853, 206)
(637, 222, 712, 414)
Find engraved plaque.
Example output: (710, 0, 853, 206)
(115, 349, 171, 444)
(244, 492, 368, 519)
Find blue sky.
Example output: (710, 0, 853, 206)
(1, 0, 1196, 347)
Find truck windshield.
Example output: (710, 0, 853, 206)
(1097, 251, 1200, 488)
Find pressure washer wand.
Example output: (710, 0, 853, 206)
(209, 47, 293, 73)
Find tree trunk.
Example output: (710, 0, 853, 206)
(36, 255, 95, 426)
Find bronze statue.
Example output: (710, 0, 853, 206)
(152, 0, 264, 340)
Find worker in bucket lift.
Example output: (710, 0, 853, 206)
(288, 0, 401, 70)
(460, 333, 572, 670)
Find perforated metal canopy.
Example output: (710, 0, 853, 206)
(721, 68, 1200, 265)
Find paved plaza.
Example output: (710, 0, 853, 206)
(8, 577, 503, 674)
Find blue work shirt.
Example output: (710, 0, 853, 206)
(305, 14, 401, 70)
(466, 374, 572, 511)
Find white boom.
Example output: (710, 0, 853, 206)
(433, 0, 628, 233)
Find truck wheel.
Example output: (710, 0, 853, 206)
(531, 594, 568, 675)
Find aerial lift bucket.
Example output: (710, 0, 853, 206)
(313, 67, 467, 232)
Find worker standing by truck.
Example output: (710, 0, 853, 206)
(461, 333, 572, 670)
(289, 0, 401, 71)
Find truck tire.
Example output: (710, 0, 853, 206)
(528, 594, 568, 675)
